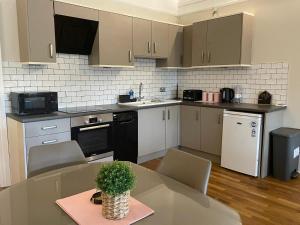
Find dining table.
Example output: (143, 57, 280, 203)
(0, 163, 242, 225)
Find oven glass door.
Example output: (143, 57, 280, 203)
(71, 123, 113, 161)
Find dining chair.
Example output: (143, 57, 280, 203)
(157, 148, 212, 194)
(27, 141, 87, 178)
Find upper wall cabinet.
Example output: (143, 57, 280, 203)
(89, 11, 133, 67)
(133, 18, 152, 58)
(193, 13, 253, 67)
(157, 25, 183, 68)
(183, 25, 193, 67)
(151, 21, 169, 58)
(133, 19, 169, 59)
(16, 0, 56, 63)
(54, 2, 98, 21)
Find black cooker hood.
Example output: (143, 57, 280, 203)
(54, 15, 98, 55)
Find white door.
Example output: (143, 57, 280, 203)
(138, 107, 166, 157)
(0, 44, 11, 187)
(166, 105, 179, 149)
(221, 112, 262, 177)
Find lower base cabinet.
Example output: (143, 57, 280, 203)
(138, 105, 179, 160)
(180, 105, 223, 156)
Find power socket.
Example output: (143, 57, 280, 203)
(160, 87, 166, 92)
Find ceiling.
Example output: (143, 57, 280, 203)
(116, 0, 247, 15)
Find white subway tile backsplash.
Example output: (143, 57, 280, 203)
(2, 54, 288, 113)
(178, 63, 288, 105)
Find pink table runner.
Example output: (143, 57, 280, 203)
(56, 189, 154, 225)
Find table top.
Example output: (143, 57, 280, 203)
(0, 163, 241, 225)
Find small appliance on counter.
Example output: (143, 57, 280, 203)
(183, 90, 202, 101)
(258, 91, 272, 104)
(118, 95, 137, 103)
(10, 92, 58, 115)
(233, 85, 243, 103)
(220, 88, 235, 103)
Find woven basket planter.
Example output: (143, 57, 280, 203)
(102, 191, 130, 220)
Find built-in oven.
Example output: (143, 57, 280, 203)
(71, 113, 114, 162)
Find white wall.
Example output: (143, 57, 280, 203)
(0, 43, 10, 187)
(0, 0, 179, 62)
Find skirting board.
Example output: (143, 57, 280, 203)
(138, 150, 167, 164)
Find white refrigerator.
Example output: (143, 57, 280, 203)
(221, 111, 263, 177)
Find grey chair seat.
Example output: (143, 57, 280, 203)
(157, 148, 212, 194)
(27, 141, 87, 178)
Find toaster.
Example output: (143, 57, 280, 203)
(183, 90, 203, 101)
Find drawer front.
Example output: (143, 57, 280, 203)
(25, 132, 71, 159)
(25, 118, 70, 138)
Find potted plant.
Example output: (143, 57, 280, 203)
(96, 161, 135, 220)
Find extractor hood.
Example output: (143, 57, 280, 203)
(54, 15, 98, 55)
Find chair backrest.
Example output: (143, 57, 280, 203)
(27, 141, 87, 178)
(157, 148, 212, 194)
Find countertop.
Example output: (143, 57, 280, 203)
(7, 101, 287, 123)
(0, 163, 242, 225)
(181, 101, 287, 113)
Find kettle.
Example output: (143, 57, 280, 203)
(220, 88, 235, 103)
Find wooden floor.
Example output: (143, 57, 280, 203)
(142, 159, 300, 225)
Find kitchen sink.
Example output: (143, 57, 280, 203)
(118, 99, 181, 107)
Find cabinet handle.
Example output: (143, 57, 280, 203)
(129, 50, 133, 63)
(49, 43, 54, 58)
(163, 110, 166, 121)
(153, 42, 157, 54)
(207, 51, 211, 63)
(218, 114, 222, 124)
(201, 51, 205, 63)
(80, 124, 110, 132)
(168, 109, 170, 120)
(41, 125, 57, 130)
(196, 111, 199, 121)
(42, 139, 58, 145)
(147, 41, 151, 53)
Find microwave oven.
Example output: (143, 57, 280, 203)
(11, 92, 58, 115)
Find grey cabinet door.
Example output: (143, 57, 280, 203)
(206, 14, 243, 65)
(151, 21, 169, 58)
(192, 21, 208, 66)
(183, 25, 193, 67)
(133, 18, 152, 58)
(18, 0, 56, 63)
(180, 106, 201, 150)
(201, 107, 223, 155)
(166, 105, 179, 149)
(93, 11, 133, 66)
(138, 107, 166, 157)
(156, 25, 183, 67)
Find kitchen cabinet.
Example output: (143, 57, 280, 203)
(180, 105, 201, 150)
(192, 21, 208, 67)
(166, 105, 180, 149)
(183, 25, 193, 67)
(16, 0, 56, 63)
(89, 11, 133, 67)
(157, 25, 183, 68)
(7, 117, 71, 185)
(133, 18, 152, 58)
(151, 21, 169, 58)
(138, 107, 166, 157)
(133, 19, 169, 59)
(192, 13, 253, 66)
(138, 105, 179, 161)
(180, 106, 223, 156)
(200, 107, 223, 156)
